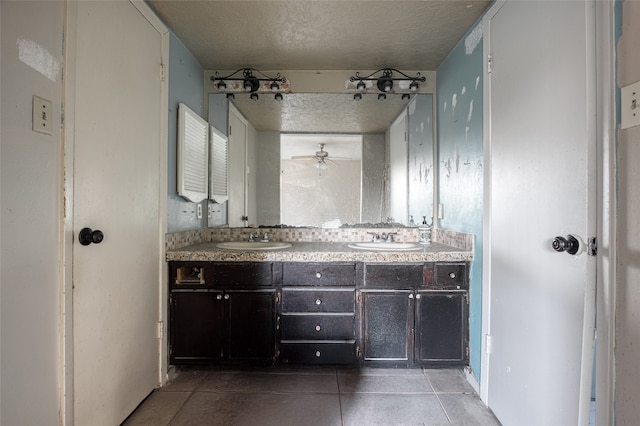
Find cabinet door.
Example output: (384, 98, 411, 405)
(415, 292, 467, 364)
(170, 291, 224, 363)
(226, 290, 276, 360)
(361, 291, 413, 363)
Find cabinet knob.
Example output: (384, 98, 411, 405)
(315, 351, 321, 357)
(315, 299, 322, 305)
(416, 294, 421, 299)
(409, 294, 414, 299)
(315, 325, 321, 332)
(216, 294, 222, 300)
(315, 272, 322, 279)
(449, 272, 456, 279)
(224, 294, 230, 300)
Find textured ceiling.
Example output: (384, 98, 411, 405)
(148, 0, 491, 133)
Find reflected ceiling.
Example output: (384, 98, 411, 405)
(148, 1, 492, 133)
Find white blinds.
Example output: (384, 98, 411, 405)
(209, 126, 228, 203)
(177, 103, 208, 203)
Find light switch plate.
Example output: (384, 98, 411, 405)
(621, 81, 640, 130)
(196, 204, 203, 219)
(33, 95, 53, 135)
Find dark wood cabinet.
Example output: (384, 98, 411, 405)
(361, 290, 413, 364)
(415, 291, 467, 364)
(170, 290, 224, 363)
(169, 262, 278, 364)
(360, 262, 468, 367)
(169, 259, 468, 368)
(279, 263, 358, 365)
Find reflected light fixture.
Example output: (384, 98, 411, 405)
(250, 92, 259, 101)
(348, 68, 426, 101)
(315, 159, 328, 170)
(211, 68, 290, 100)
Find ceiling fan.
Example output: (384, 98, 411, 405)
(291, 143, 348, 169)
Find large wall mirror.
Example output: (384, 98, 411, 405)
(207, 92, 434, 228)
(281, 134, 363, 228)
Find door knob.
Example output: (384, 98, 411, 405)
(79, 227, 104, 246)
(552, 234, 580, 255)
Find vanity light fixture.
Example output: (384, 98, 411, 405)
(347, 68, 426, 100)
(211, 68, 290, 99)
(250, 92, 259, 101)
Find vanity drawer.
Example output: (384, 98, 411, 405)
(433, 263, 467, 290)
(363, 264, 432, 289)
(210, 262, 275, 288)
(281, 314, 355, 340)
(281, 288, 355, 313)
(283, 263, 356, 286)
(279, 340, 356, 364)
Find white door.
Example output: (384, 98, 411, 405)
(389, 111, 408, 224)
(483, 1, 596, 425)
(228, 105, 248, 227)
(69, 2, 165, 425)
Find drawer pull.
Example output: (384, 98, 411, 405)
(315, 351, 321, 357)
(315, 272, 322, 279)
(315, 299, 322, 305)
(315, 325, 321, 332)
(449, 272, 456, 279)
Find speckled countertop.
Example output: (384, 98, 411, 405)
(166, 241, 472, 263)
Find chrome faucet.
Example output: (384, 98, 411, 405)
(381, 232, 397, 242)
(367, 232, 381, 242)
(248, 232, 259, 242)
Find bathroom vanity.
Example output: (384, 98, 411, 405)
(166, 240, 471, 368)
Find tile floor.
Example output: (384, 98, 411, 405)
(123, 366, 501, 426)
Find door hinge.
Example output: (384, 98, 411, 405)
(356, 291, 361, 303)
(487, 55, 493, 74)
(486, 334, 492, 354)
(160, 63, 166, 82)
(588, 237, 597, 256)
(465, 293, 469, 305)
(466, 346, 470, 360)
(157, 321, 164, 339)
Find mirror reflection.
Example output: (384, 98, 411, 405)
(281, 135, 363, 228)
(206, 93, 434, 228)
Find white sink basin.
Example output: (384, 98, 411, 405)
(348, 242, 422, 251)
(216, 241, 292, 250)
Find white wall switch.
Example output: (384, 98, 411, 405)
(621, 81, 640, 130)
(32, 95, 53, 135)
(438, 203, 445, 219)
(196, 204, 202, 219)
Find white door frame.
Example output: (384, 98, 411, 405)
(479, 0, 616, 423)
(61, 2, 169, 424)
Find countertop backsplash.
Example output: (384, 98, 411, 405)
(165, 227, 474, 252)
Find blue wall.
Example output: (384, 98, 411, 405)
(436, 22, 484, 380)
(167, 32, 206, 232)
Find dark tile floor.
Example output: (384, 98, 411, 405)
(123, 366, 501, 426)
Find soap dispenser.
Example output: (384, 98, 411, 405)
(419, 216, 432, 245)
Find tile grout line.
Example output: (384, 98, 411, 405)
(335, 368, 346, 426)
(423, 368, 453, 424)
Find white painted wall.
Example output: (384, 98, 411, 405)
(1, 1, 64, 424)
(615, 1, 640, 422)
